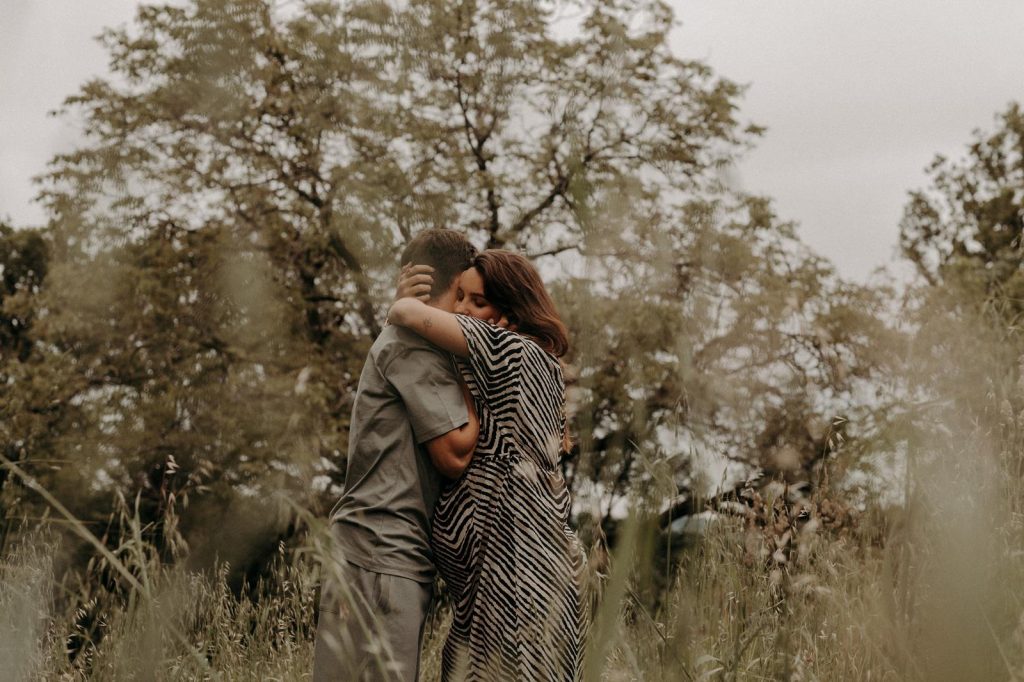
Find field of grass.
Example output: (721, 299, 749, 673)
(5, 426, 1024, 682)
(3, 353, 1024, 681)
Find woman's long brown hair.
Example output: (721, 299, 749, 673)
(472, 250, 573, 454)
(472, 250, 569, 358)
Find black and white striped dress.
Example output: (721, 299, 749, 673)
(431, 315, 587, 681)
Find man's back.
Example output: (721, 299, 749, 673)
(330, 324, 468, 583)
(313, 227, 477, 682)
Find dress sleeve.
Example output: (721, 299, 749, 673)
(455, 315, 524, 421)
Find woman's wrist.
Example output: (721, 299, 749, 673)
(387, 297, 420, 327)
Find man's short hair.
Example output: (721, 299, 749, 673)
(400, 229, 477, 297)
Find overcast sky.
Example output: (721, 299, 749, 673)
(2, 1, 1022, 283)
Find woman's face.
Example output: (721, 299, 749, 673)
(454, 267, 502, 322)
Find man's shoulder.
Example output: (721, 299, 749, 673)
(373, 324, 435, 352)
(371, 325, 441, 367)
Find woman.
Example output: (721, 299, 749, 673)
(389, 250, 587, 681)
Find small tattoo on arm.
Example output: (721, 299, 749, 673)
(423, 316, 433, 329)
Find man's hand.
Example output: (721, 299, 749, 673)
(487, 314, 517, 332)
(395, 264, 434, 302)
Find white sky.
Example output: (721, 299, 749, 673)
(2, 1, 1022, 283)
(672, 0, 1024, 282)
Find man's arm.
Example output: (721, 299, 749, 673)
(380, 343, 477, 477)
(424, 382, 479, 479)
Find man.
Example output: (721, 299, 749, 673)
(313, 229, 479, 681)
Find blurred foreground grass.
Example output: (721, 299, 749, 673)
(3, 353, 1023, 679)
(5, 430, 1024, 682)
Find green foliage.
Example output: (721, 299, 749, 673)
(901, 102, 1024, 314)
(562, 192, 896, 524)
(849, 100, 1024, 682)
(0, 222, 48, 359)
(7, 0, 874, 562)
(4, 3, 1024, 676)
(896, 102, 1024, 441)
(0, 0, 910, 675)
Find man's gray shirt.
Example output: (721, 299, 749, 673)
(330, 324, 469, 583)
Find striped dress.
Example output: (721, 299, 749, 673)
(431, 315, 588, 681)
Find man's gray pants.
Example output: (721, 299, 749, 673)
(312, 560, 432, 682)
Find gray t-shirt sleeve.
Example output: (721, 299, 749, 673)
(381, 344, 470, 443)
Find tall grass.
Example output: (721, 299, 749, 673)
(5, 372, 1024, 680)
(590, 413, 1024, 681)
(5, 463, 1023, 681)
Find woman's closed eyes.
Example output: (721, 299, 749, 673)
(457, 289, 490, 310)
(454, 268, 501, 322)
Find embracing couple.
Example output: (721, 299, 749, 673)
(312, 229, 588, 681)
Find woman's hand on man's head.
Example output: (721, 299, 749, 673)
(395, 261, 516, 331)
(395, 263, 434, 302)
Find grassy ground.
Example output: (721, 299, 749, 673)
(3, 487, 1022, 681)
(3, 407, 1024, 680)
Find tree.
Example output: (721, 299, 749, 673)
(898, 103, 1024, 412)
(3, 0, 890, 577)
(0, 222, 49, 552)
(883, 103, 1024, 682)
(0, 222, 47, 362)
(559, 192, 896, 527)
(895, 102, 1024, 492)
(901, 103, 1024, 312)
